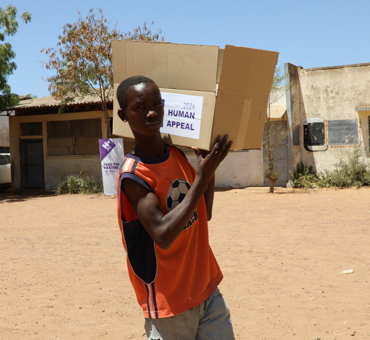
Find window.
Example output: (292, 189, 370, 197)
(21, 122, 42, 136)
(47, 119, 102, 156)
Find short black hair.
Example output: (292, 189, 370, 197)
(116, 75, 155, 110)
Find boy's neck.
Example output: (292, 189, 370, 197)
(133, 137, 166, 159)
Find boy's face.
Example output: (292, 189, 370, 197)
(119, 82, 164, 138)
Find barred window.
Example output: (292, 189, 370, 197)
(47, 119, 102, 156)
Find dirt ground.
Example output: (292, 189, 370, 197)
(1, 187, 370, 339)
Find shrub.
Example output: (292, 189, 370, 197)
(291, 161, 321, 188)
(56, 172, 102, 195)
(291, 144, 370, 189)
(331, 145, 370, 187)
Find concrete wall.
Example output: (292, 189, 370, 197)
(9, 111, 111, 192)
(286, 62, 370, 173)
(187, 150, 264, 188)
(43, 158, 102, 191)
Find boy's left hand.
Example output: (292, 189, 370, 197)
(192, 134, 233, 171)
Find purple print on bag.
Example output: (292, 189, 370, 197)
(99, 139, 116, 161)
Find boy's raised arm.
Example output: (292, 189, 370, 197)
(124, 135, 232, 249)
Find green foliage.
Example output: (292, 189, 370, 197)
(272, 66, 286, 90)
(56, 172, 102, 195)
(41, 8, 120, 102)
(0, 5, 32, 110)
(291, 145, 370, 189)
(322, 145, 370, 188)
(25, 93, 37, 99)
(125, 21, 164, 42)
(291, 161, 322, 188)
(41, 8, 164, 121)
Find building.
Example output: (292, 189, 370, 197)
(7, 92, 272, 192)
(7, 61, 370, 192)
(285, 62, 370, 175)
(6, 95, 113, 191)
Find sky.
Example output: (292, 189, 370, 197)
(5, 0, 370, 98)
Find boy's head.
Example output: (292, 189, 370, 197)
(116, 76, 164, 137)
(117, 75, 155, 110)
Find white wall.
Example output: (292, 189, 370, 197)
(187, 150, 264, 188)
(44, 158, 102, 191)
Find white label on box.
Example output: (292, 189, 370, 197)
(160, 92, 203, 139)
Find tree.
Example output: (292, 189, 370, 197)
(41, 8, 164, 136)
(0, 5, 32, 110)
(263, 67, 291, 193)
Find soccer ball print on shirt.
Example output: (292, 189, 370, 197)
(166, 179, 198, 230)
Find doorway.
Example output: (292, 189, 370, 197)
(20, 139, 44, 188)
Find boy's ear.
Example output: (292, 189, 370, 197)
(118, 109, 127, 122)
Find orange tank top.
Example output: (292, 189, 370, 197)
(116, 146, 223, 318)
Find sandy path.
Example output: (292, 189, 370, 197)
(1, 187, 369, 339)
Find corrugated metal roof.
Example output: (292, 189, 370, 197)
(8, 93, 112, 110)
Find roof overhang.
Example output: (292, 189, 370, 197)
(266, 103, 287, 120)
(356, 105, 370, 112)
(6, 94, 113, 116)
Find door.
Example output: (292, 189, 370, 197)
(20, 139, 44, 188)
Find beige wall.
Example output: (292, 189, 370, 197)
(10, 111, 111, 192)
(286, 63, 370, 173)
(188, 150, 264, 188)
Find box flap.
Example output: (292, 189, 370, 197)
(218, 45, 278, 95)
(213, 93, 268, 150)
(213, 45, 279, 150)
(112, 40, 219, 92)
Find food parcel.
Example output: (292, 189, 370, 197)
(112, 40, 278, 151)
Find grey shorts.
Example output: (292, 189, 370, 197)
(145, 287, 235, 340)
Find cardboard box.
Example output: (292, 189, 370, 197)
(112, 40, 278, 150)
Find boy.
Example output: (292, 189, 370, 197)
(116, 75, 234, 339)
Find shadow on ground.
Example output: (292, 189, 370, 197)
(0, 189, 56, 203)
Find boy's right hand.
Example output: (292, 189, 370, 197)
(193, 134, 233, 182)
